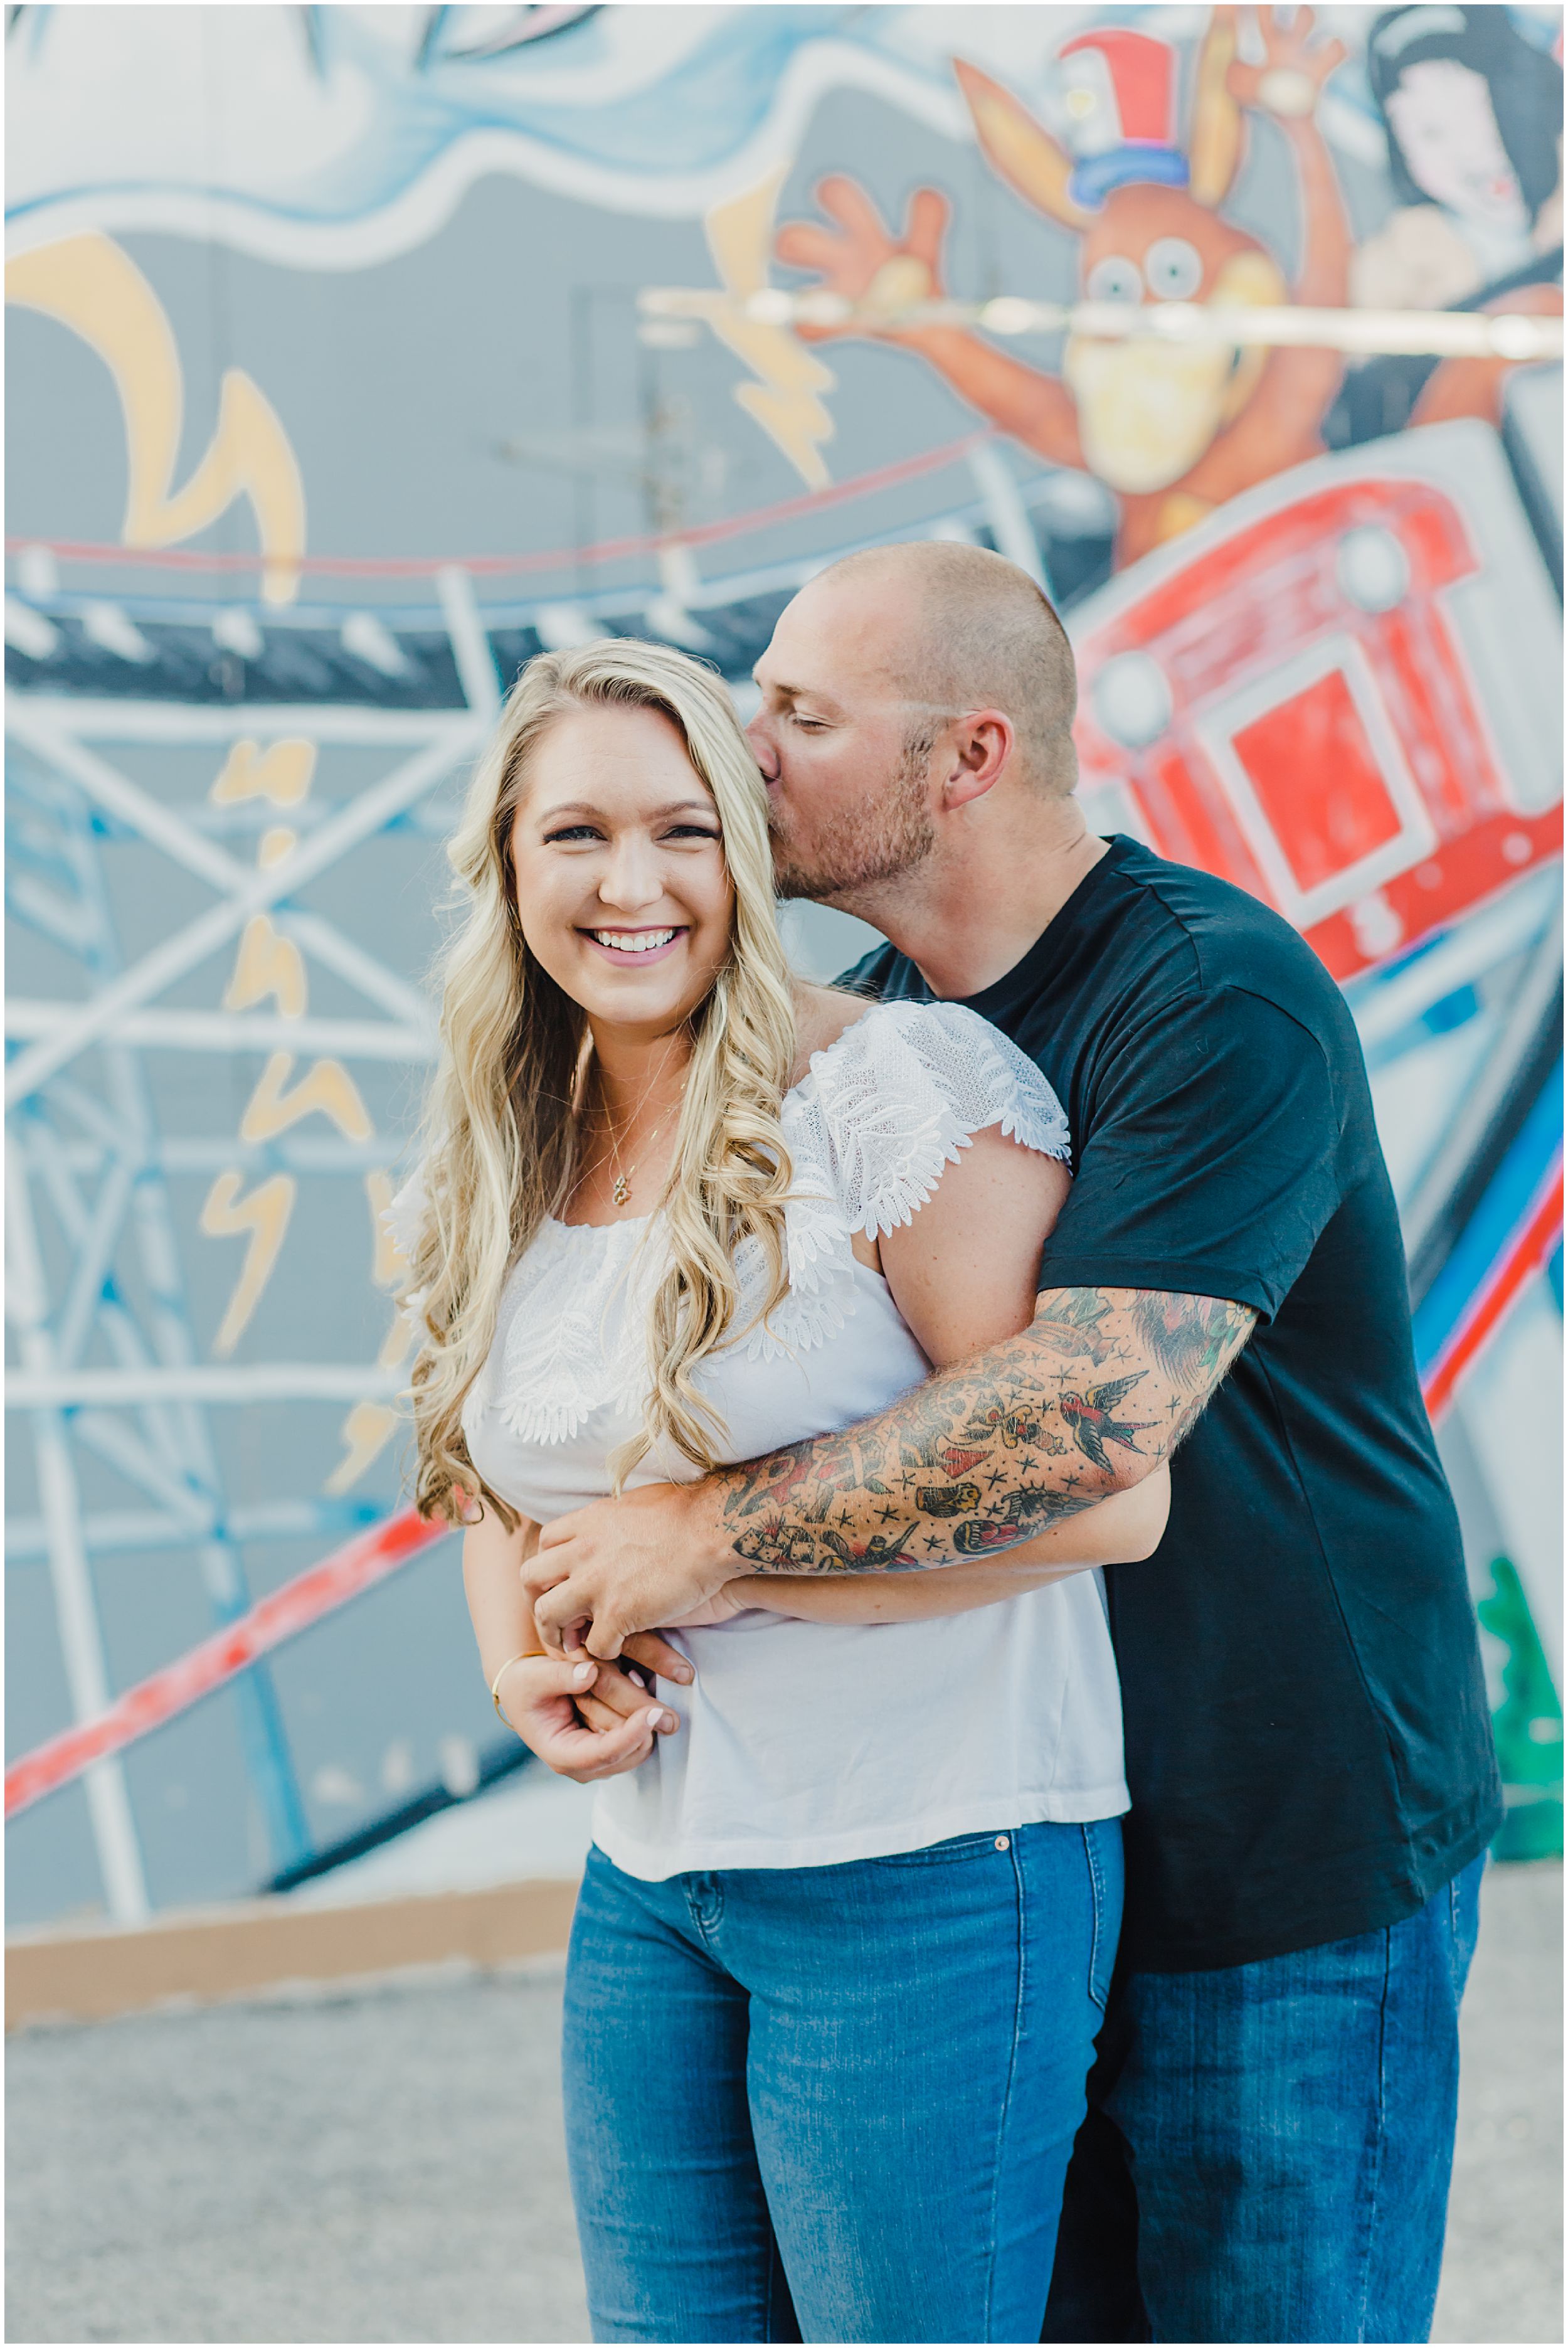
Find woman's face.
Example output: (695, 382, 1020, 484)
(1386, 58, 1528, 232)
(511, 701, 735, 1041)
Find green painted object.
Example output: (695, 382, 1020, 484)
(1478, 1556, 1564, 1864)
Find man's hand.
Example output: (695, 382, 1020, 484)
(530, 1288, 1254, 1655)
(531, 1481, 731, 1661)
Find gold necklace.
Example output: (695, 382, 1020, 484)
(605, 1103, 670, 1208)
(587, 1057, 677, 1209)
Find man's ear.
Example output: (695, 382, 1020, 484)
(940, 711, 1014, 812)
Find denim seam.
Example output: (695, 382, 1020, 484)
(763, 2229, 785, 2344)
(983, 1835, 1030, 2342)
(1353, 1925, 1395, 2343)
(1081, 1822, 1110, 2010)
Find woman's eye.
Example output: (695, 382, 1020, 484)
(544, 825, 603, 843)
(664, 824, 721, 842)
(790, 713, 827, 731)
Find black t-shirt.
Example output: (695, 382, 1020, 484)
(843, 836, 1502, 1973)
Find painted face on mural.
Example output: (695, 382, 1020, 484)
(1066, 189, 1284, 495)
(511, 704, 735, 1039)
(1384, 58, 1529, 231)
(748, 580, 940, 908)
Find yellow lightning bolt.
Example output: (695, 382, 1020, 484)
(326, 1186, 414, 1493)
(210, 738, 317, 807)
(200, 1172, 297, 1356)
(6, 233, 305, 604)
(703, 169, 837, 489)
(241, 1054, 374, 1145)
(225, 920, 307, 1019)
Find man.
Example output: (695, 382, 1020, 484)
(533, 541, 1501, 2344)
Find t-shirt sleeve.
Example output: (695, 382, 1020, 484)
(1037, 984, 1341, 1321)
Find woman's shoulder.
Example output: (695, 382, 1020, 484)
(800, 995, 1061, 1110)
(788, 982, 876, 1085)
(786, 997, 1072, 1238)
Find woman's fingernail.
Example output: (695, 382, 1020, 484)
(645, 1708, 674, 1732)
(626, 1669, 647, 1690)
(573, 1661, 594, 1684)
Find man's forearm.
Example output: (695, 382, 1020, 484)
(716, 1285, 1253, 1573)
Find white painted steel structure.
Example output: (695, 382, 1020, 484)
(4, 571, 497, 1919)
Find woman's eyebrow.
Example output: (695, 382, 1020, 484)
(536, 799, 716, 821)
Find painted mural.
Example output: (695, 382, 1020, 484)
(6, 4, 1562, 1924)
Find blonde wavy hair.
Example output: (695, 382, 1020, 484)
(400, 638, 797, 1526)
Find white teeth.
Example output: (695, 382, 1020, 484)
(591, 928, 677, 954)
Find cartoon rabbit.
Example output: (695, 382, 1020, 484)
(776, 5, 1350, 570)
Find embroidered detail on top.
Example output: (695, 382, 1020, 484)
(393, 1002, 1071, 1448)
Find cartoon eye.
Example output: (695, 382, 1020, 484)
(1144, 238, 1204, 300)
(1085, 256, 1143, 305)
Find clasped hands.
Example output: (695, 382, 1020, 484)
(502, 1480, 735, 1785)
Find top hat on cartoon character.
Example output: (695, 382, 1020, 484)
(1042, 28, 1193, 211)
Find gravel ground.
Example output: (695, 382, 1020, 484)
(8, 1861, 1559, 2345)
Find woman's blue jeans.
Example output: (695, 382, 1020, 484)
(561, 1819, 1124, 2344)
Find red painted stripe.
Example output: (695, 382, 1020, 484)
(4, 1507, 448, 1820)
(1423, 1159, 1564, 1423)
(6, 434, 989, 585)
(11, 1160, 1558, 1817)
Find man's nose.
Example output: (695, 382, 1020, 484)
(747, 712, 781, 782)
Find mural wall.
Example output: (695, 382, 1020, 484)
(6, 4, 1562, 1925)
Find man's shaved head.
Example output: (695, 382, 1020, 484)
(808, 541, 1079, 795)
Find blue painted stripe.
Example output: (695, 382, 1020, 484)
(1413, 1060, 1564, 1374)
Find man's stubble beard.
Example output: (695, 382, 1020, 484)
(770, 732, 938, 908)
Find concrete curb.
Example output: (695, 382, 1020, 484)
(5, 1876, 579, 2028)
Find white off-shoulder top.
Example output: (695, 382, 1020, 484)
(391, 1001, 1127, 1879)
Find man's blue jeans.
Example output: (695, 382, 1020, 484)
(1041, 1854, 1486, 2345)
(561, 1819, 1123, 2344)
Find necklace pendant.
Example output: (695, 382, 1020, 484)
(612, 1173, 632, 1207)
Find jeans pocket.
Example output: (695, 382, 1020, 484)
(1081, 1820, 1123, 2011)
(867, 1829, 1012, 1869)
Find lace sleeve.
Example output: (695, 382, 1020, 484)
(792, 1001, 1071, 1240)
(381, 1161, 429, 1265)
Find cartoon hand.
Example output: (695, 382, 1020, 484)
(1227, 4, 1345, 120)
(775, 175, 950, 339)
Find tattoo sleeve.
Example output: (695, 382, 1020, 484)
(719, 1286, 1255, 1574)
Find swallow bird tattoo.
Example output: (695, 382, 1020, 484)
(1058, 1376, 1158, 1473)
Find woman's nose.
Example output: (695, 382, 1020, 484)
(597, 838, 664, 910)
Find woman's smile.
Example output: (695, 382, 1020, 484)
(580, 923, 689, 965)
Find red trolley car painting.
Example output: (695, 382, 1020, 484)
(1071, 420, 1562, 984)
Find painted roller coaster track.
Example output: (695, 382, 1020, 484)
(5, 432, 991, 580)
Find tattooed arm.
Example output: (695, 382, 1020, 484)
(531, 1282, 1253, 1657)
(714, 1285, 1252, 1575)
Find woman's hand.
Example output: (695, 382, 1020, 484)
(494, 1652, 679, 1784)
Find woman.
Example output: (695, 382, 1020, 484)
(389, 638, 1167, 2345)
(1333, 4, 1562, 444)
